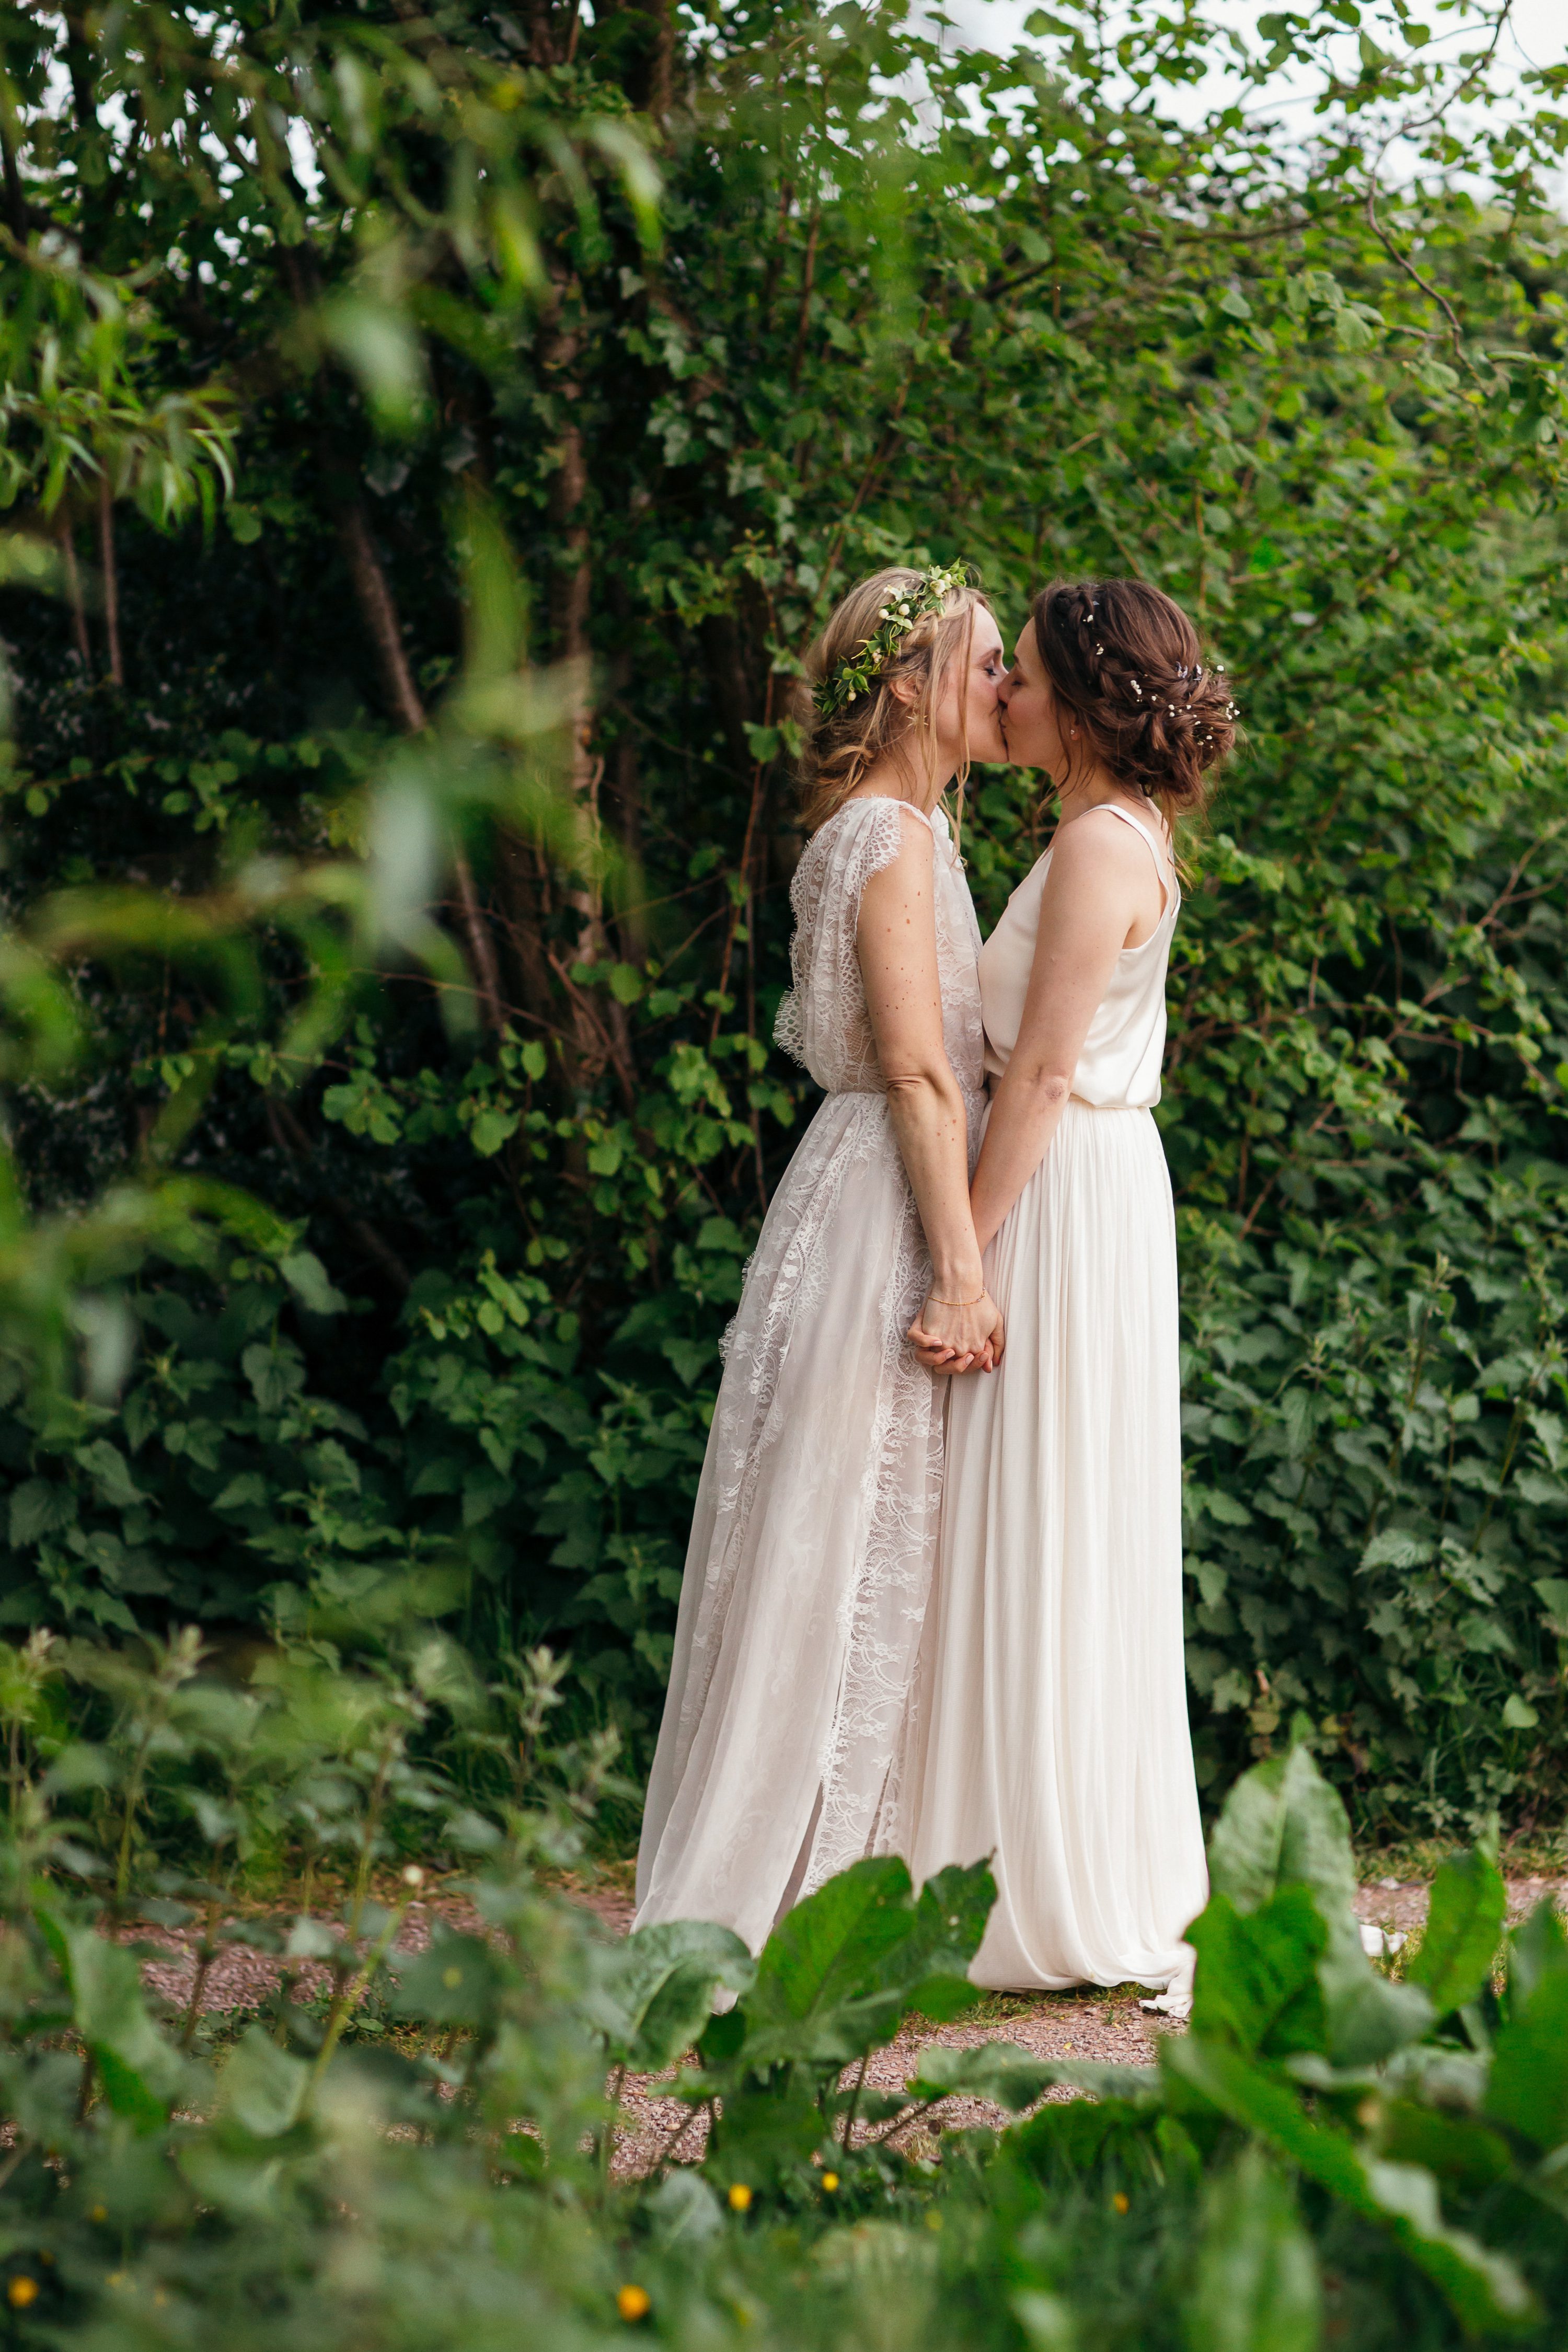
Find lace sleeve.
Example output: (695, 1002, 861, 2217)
(774, 799, 922, 1086)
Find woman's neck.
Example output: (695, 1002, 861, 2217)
(849, 747, 951, 816)
(1057, 765, 1155, 829)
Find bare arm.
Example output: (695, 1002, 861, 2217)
(858, 809, 1003, 1373)
(969, 812, 1164, 1254)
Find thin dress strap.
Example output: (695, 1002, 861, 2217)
(1084, 801, 1177, 915)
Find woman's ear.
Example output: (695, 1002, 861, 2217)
(884, 672, 920, 709)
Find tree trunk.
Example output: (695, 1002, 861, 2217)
(526, 304, 636, 1101)
(58, 516, 91, 675)
(607, 629, 646, 960)
(337, 501, 508, 1035)
(98, 474, 123, 688)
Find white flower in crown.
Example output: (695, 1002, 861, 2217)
(812, 560, 977, 718)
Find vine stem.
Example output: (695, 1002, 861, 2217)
(653, 2095, 711, 2169)
(305, 1901, 408, 2100)
(180, 1895, 222, 2051)
(839, 2054, 869, 2153)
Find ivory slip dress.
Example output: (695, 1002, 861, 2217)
(907, 801, 1207, 1992)
(635, 795, 985, 1951)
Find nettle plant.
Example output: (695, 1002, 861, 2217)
(0, 1623, 1562, 2350)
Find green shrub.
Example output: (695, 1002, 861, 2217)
(0, 0, 1564, 1836)
(0, 1625, 1563, 2350)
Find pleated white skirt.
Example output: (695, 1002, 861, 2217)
(907, 1099, 1207, 1990)
(635, 1091, 949, 1953)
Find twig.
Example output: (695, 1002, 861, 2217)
(653, 2094, 711, 2168)
(839, 2053, 869, 2153)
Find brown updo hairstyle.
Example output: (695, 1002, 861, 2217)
(798, 566, 996, 835)
(1031, 578, 1236, 823)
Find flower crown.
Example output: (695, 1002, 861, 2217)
(811, 560, 974, 718)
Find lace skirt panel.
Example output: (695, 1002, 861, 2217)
(633, 1089, 944, 1951)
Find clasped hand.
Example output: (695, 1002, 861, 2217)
(907, 1289, 1005, 1376)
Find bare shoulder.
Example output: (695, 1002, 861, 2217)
(1050, 805, 1159, 879)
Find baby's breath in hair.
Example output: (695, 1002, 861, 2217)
(1032, 577, 1236, 819)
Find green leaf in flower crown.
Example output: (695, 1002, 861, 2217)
(1408, 1848, 1506, 2017)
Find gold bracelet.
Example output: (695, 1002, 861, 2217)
(926, 1289, 986, 1308)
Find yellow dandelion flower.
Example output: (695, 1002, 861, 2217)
(616, 2284, 651, 2323)
(8, 2278, 38, 2308)
(728, 2182, 753, 2212)
(820, 2171, 839, 2193)
(1112, 2190, 1130, 2215)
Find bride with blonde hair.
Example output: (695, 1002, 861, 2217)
(635, 561, 1006, 1947)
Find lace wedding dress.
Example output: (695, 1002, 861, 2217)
(908, 802, 1208, 1992)
(635, 795, 984, 1951)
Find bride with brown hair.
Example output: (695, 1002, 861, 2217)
(635, 561, 1007, 1948)
(907, 577, 1237, 1998)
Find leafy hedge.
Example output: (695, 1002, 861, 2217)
(2, 1625, 1568, 2350)
(0, 1, 1566, 1832)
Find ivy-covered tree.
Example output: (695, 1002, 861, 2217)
(0, 0, 1564, 1837)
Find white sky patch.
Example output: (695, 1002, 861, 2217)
(917, 0, 1568, 201)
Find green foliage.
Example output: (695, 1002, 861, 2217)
(0, 0, 1564, 1838)
(2, 1635, 1567, 2349)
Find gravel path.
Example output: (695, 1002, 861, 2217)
(132, 1868, 1566, 2175)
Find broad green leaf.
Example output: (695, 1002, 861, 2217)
(1166, 2037, 1536, 2332)
(1206, 1745, 1356, 1922)
(220, 2023, 309, 2139)
(583, 1918, 754, 2072)
(1505, 1895, 1568, 2015)
(279, 1249, 349, 1315)
(37, 1909, 180, 2130)
(1183, 2147, 1321, 2352)
(734, 1855, 990, 2069)
(704, 2076, 823, 2192)
(907, 2039, 1053, 2112)
(1318, 1951, 1433, 2071)
(389, 1930, 509, 2028)
(1013, 2096, 1163, 2185)
(74, 1437, 145, 1510)
(1187, 1887, 1329, 2059)
(1375, 2104, 1514, 2190)
(1409, 1849, 1506, 2016)
(1484, 1967, 1568, 2152)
